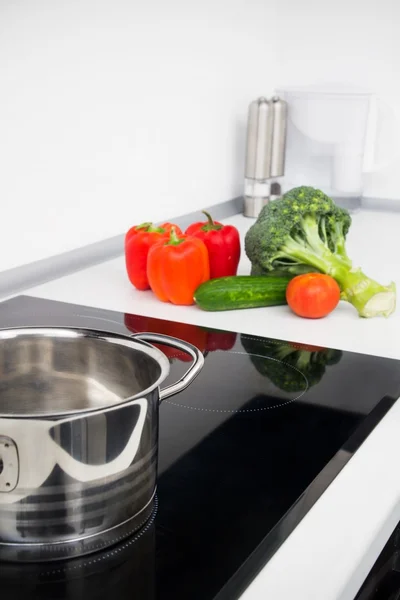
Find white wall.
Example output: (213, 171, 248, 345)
(275, 0, 400, 200)
(0, 0, 277, 271)
(2, 0, 400, 273)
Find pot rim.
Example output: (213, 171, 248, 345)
(0, 326, 171, 419)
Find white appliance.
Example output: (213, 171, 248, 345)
(276, 85, 399, 208)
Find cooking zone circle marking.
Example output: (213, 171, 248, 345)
(25, 496, 158, 579)
(71, 316, 309, 413)
(164, 350, 309, 413)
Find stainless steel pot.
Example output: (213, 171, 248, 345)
(0, 326, 204, 562)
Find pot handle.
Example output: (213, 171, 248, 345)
(132, 333, 204, 401)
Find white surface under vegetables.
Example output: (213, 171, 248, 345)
(9, 207, 400, 600)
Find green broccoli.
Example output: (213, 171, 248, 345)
(241, 334, 342, 392)
(250, 263, 320, 277)
(245, 186, 396, 318)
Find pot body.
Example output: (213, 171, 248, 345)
(0, 327, 203, 561)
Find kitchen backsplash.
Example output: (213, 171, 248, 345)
(1, 0, 399, 272)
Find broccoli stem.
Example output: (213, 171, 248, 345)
(330, 233, 351, 266)
(274, 345, 296, 361)
(295, 351, 312, 371)
(335, 268, 396, 318)
(278, 237, 349, 275)
(277, 235, 396, 318)
(333, 232, 351, 266)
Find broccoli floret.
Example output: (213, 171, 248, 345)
(241, 334, 342, 392)
(245, 186, 396, 318)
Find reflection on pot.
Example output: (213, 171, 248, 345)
(240, 335, 342, 392)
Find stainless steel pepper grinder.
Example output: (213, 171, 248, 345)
(243, 97, 273, 218)
(243, 95, 287, 218)
(270, 96, 288, 201)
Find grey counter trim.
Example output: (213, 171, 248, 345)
(0, 196, 244, 299)
(361, 197, 400, 212)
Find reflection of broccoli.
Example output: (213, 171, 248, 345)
(245, 186, 396, 318)
(241, 334, 342, 393)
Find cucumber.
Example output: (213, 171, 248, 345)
(194, 275, 292, 312)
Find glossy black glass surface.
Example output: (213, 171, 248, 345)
(1, 295, 400, 600)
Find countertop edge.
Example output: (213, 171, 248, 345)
(1, 197, 244, 299)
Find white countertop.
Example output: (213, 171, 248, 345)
(22, 210, 400, 360)
(13, 208, 400, 599)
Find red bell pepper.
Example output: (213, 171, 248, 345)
(147, 228, 210, 306)
(125, 222, 182, 291)
(202, 328, 237, 352)
(185, 211, 241, 279)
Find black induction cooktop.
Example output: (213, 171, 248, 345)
(1, 295, 400, 600)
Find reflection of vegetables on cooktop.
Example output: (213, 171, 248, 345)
(240, 335, 342, 392)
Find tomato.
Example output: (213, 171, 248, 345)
(286, 273, 340, 319)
